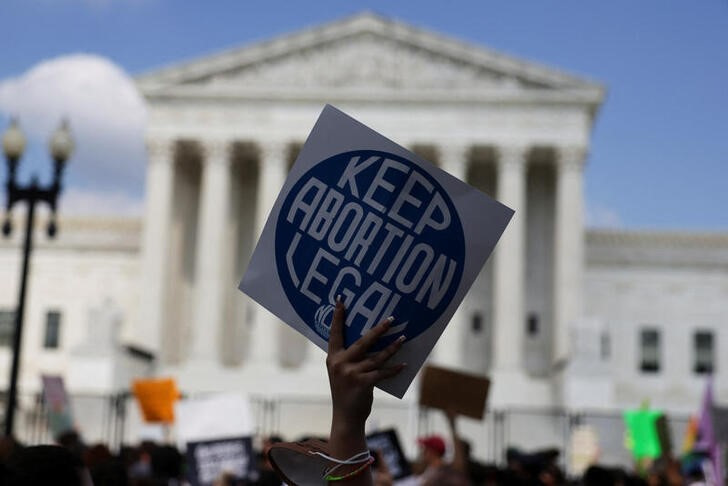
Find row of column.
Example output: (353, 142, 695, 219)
(139, 138, 289, 366)
(139, 138, 586, 374)
(432, 144, 586, 375)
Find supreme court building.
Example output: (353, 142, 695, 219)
(1, 13, 727, 459)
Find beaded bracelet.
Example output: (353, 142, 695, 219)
(324, 457, 374, 482)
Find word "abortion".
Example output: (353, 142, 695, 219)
(276, 150, 465, 349)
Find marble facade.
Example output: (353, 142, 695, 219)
(0, 12, 726, 455)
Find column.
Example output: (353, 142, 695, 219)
(492, 145, 528, 372)
(137, 137, 175, 355)
(255, 141, 288, 237)
(190, 139, 232, 363)
(250, 141, 289, 365)
(553, 146, 586, 367)
(432, 144, 470, 369)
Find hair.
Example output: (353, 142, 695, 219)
(6, 445, 86, 486)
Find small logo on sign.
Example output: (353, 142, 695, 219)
(314, 304, 335, 339)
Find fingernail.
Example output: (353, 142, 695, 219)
(397, 335, 406, 343)
(387, 316, 395, 323)
(336, 294, 342, 304)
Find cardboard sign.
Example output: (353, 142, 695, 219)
(41, 375, 74, 438)
(132, 378, 179, 423)
(655, 414, 672, 456)
(419, 365, 490, 419)
(186, 436, 255, 486)
(624, 409, 663, 459)
(240, 105, 513, 398)
(366, 429, 412, 480)
(176, 393, 254, 446)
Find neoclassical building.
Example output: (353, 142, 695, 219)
(134, 12, 602, 403)
(1, 12, 726, 462)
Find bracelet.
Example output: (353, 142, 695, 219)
(324, 457, 374, 482)
(308, 450, 373, 481)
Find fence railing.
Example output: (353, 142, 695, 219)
(2, 392, 690, 474)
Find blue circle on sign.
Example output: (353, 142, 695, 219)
(275, 150, 465, 351)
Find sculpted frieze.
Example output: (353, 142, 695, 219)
(193, 35, 525, 91)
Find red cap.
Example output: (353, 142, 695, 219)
(418, 435, 446, 457)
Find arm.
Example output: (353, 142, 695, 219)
(445, 409, 467, 474)
(326, 296, 406, 485)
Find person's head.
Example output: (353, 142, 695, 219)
(150, 445, 182, 481)
(0, 435, 23, 465)
(56, 430, 85, 459)
(6, 445, 92, 486)
(418, 435, 445, 466)
(583, 465, 618, 486)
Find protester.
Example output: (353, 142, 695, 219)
(256, 435, 284, 486)
(371, 450, 394, 486)
(83, 443, 127, 486)
(0, 299, 718, 485)
(415, 434, 446, 482)
(3, 444, 93, 485)
(323, 295, 407, 485)
(414, 410, 470, 486)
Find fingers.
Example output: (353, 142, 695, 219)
(348, 316, 394, 358)
(357, 335, 406, 372)
(327, 295, 345, 354)
(360, 362, 407, 386)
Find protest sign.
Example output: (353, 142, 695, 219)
(624, 409, 664, 459)
(419, 365, 490, 419)
(186, 436, 255, 486)
(132, 378, 179, 423)
(568, 425, 599, 476)
(366, 429, 412, 480)
(712, 406, 728, 443)
(176, 393, 254, 446)
(655, 414, 672, 456)
(240, 105, 513, 398)
(41, 375, 74, 438)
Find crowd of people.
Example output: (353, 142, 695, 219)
(0, 418, 712, 485)
(0, 300, 716, 485)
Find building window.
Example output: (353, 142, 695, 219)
(526, 314, 539, 336)
(640, 328, 661, 373)
(601, 332, 611, 360)
(471, 313, 482, 333)
(0, 310, 15, 347)
(43, 311, 62, 350)
(694, 331, 714, 374)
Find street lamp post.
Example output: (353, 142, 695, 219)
(1, 119, 73, 437)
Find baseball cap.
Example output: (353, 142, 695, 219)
(418, 435, 446, 457)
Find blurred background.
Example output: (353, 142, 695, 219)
(0, 0, 727, 479)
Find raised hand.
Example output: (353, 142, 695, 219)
(326, 296, 406, 484)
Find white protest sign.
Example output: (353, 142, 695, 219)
(175, 393, 254, 447)
(239, 105, 513, 398)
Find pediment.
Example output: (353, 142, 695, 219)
(138, 13, 603, 99)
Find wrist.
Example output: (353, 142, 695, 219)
(331, 411, 366, 435)
(329, 416, 367, 461)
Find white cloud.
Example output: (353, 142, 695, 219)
(0, 54, 147, 214)
(586, 203, 623, 228)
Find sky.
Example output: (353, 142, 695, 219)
(0, 0, 727, 229)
